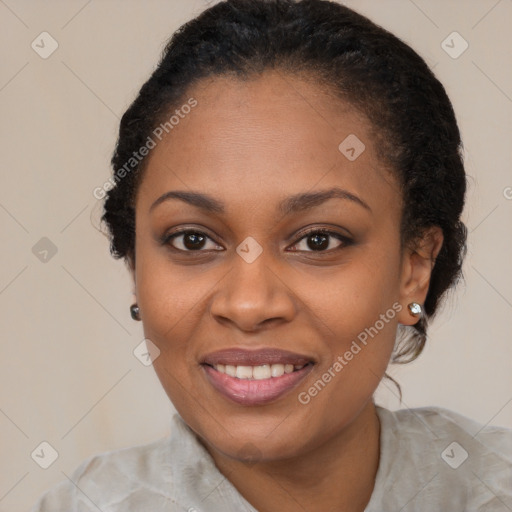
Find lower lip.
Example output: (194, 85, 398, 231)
(202, 364, 314, 406)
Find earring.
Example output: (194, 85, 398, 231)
(130, 303, 141, 321)
(407, 302, 422, 317)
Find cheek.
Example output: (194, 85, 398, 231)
(291, 266, 400, 439)
(134, 229, 205, 328)
(306, 246, 401, 335)
(309, 273, 399, 367)
(136, 260, 205, 414)
(297, 248, 401, 390)
(136, 262, 204, 352)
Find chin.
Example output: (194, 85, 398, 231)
(185, 406, 324, 464)
(206, 428, 310, 464)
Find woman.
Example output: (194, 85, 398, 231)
(32, 0, 512, 510)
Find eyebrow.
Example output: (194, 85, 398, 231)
(149, 186, 371, 215)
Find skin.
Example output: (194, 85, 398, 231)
(130, 70, 443, 512)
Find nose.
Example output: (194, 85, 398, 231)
(209, 246, 297, 332)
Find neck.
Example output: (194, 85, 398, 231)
(206, 400, 381, 512)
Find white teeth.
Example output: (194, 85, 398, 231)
(225, 365, 236, 377)
(212, 362, 308, 379)
(271, 364, 285, 377)
(235, 365, 253, 379)
(252, 364, 271, 380)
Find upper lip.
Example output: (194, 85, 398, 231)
(201, 348, 315, 367)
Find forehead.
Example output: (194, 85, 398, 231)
(137, 70, 399, 215)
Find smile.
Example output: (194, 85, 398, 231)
(201, 348, 315, 406)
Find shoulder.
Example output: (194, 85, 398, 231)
(368, 405, 512, 511)
(31, 413, 259, 512)
(30, 434, 179, 511)
(382, 405, 512, 459)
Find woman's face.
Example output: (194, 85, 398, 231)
(133, 70, 423, 461)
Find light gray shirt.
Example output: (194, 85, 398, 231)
(31, 406, 512, 511)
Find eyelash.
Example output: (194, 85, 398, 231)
(161, 227, 353, 255)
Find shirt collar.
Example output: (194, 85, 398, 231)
(168, 413, 258, 511)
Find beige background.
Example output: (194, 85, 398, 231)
(1, 0, 511, 510)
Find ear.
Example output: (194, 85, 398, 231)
(397, 226, 444, 326)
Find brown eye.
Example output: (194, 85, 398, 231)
(305, 232, 330, 251)
(181, 232, 206, 250)
(164, 230, 221, 252)
(289, 229, 352, 253)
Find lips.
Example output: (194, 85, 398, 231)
(200, 348, 315, 406)
(202, 348, 314, 367)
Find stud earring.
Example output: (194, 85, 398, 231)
(130, 303, 141, 321)
(407, 302, 422, 317)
